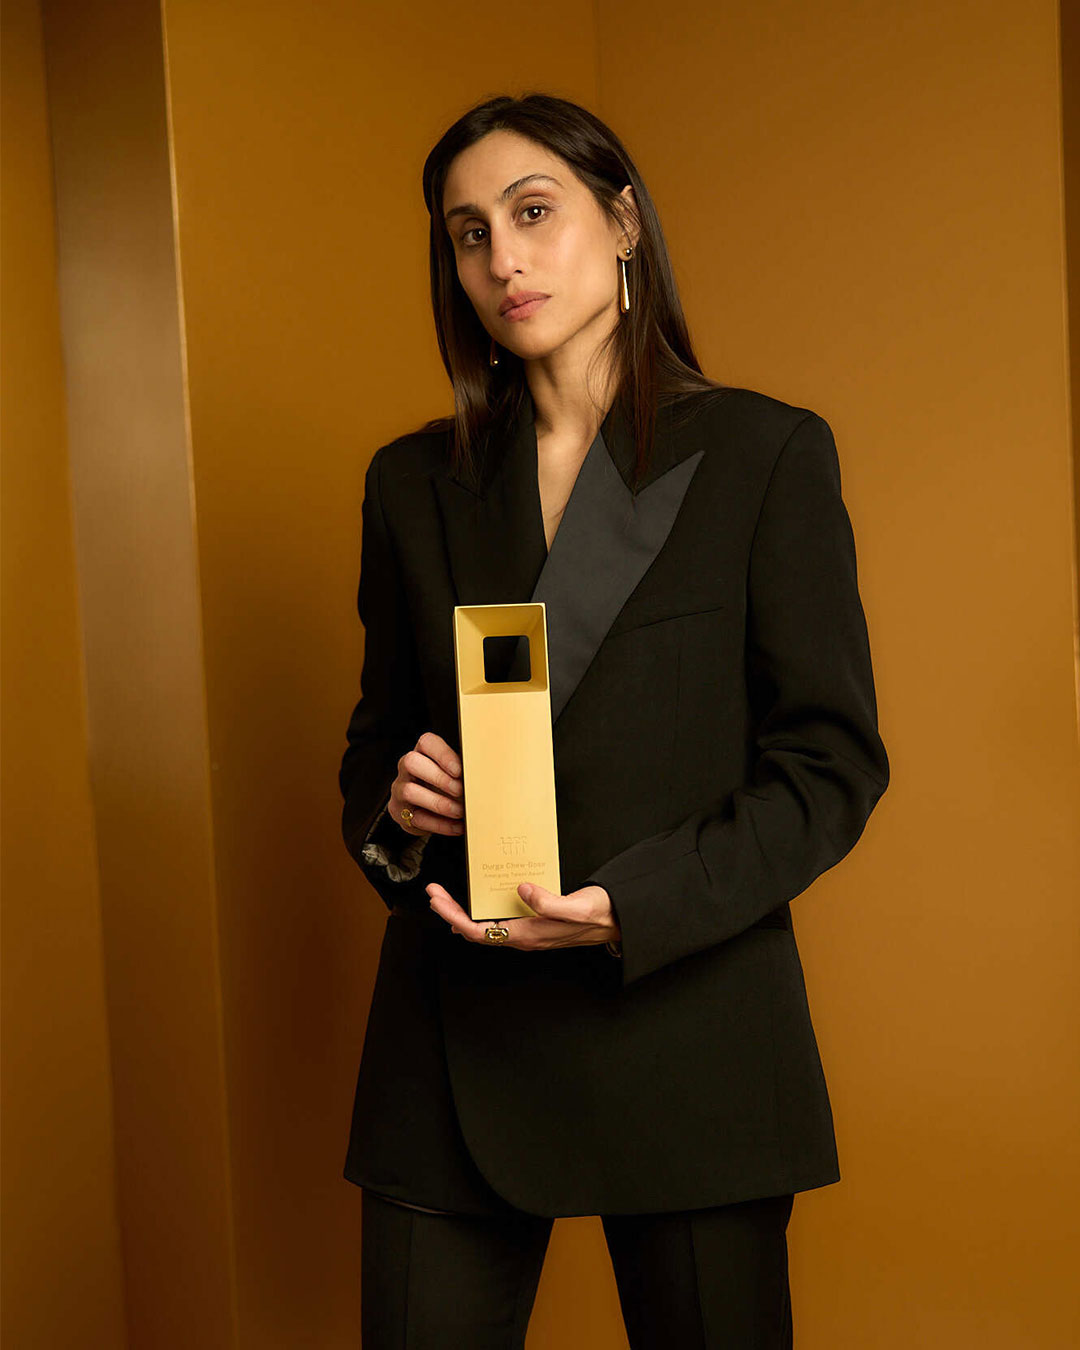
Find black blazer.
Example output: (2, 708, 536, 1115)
(338, 384, 890, 1218)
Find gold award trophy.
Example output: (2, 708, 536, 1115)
(452, 602, 561, 921)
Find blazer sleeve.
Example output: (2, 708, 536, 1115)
(582, 411, 890, 987)
(339, 445, 435, 911)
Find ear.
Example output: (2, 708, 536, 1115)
(617, 183, 641, 252)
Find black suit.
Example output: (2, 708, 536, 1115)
(339, 384, 889, 1219)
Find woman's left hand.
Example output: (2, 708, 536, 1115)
(426, 880, 620, 951)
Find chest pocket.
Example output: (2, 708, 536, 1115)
(606, 588, 726, 638)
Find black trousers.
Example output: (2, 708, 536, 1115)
(360, 1188, 795, 1349)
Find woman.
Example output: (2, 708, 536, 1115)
(339, 92, 889, 1349)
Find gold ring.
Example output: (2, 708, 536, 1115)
(399, 805, 414, 827)
(484, 923, 510, 944)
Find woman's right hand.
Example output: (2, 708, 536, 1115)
(389, 731, 465, 837)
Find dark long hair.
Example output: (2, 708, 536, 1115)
(416, 92, 730, 491)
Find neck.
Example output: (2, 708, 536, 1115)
(523, 340, 622, 450)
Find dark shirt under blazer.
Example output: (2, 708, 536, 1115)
(338, 384, 890, 1218)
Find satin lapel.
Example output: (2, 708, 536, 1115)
(530, 431, 704, 722)
(432, 389, 706, 725)
(431, 396, 550, 614)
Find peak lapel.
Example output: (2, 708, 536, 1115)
(431, 396, 549, 614)
(533, 428, 704, 723)
(432, 388, 706, 725)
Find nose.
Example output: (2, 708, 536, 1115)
(486, 223, 522, 283)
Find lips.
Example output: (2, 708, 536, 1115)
(499, 291, 549, 316)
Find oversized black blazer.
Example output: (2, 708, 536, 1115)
(338, 383, 890, 1218)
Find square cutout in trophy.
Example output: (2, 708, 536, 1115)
(453, 602, 561, 921)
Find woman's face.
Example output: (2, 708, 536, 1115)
(442, 129, 637, 362)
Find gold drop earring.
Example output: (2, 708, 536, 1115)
(489, 336, 500, 367)
(619, 244, 634, 313)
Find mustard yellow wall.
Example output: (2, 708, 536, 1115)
(0, 1, 126, 1347)
(6, 0, 1078, 1346)
(37, 0, 237, 1347)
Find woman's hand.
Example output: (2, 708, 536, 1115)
(389, 731, 465, 837)
(426, 880, 621, 951)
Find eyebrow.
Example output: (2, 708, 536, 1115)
(444, 173, 564, 224)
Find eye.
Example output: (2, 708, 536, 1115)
(460, 203, 551, 248)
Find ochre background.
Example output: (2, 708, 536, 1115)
(4, 0, 1079, 1346)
